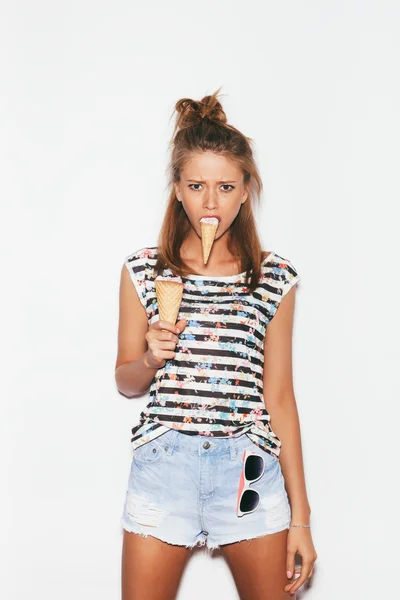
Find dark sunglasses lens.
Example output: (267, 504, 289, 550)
(245, 454, 264, 481)
(240, 489, 259, 513)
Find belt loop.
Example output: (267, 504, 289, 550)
(165, 430, 180, 456)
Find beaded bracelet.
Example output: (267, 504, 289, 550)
(289, 523, 311, 528)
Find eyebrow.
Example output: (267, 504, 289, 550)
(187, 179, 238, 184)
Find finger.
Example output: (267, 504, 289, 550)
(286, 551, 296, 579)
(176, 318, 187, 330)
(284, 569, 301, 594)
(284, 568, 301, 591)
(286, 562, 313, 595)
(158, 342, 178, 355)
(158, 330, 179, 344)
(147, 329, 179, 348)
(155, 320, 181, 334)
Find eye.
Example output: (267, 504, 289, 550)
(188, 184, 235, 192)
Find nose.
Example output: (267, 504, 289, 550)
(203, 188, 218, 210)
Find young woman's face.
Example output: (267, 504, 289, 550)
(174, 151, 249, 242)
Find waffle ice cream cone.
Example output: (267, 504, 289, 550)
(155, 276, 184, 325)
(200, 217, 219, 265)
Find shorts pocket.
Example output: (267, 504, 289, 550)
(132, 439, 164, 464)
(241, 440, 279, 471)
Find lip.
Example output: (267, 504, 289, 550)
(199, 215, 221, 222)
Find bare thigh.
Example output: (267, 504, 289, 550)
(220, 529, 294, 600)
(121, 530, 191, 600)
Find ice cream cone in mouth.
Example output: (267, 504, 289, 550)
(199, 216, 219, 265)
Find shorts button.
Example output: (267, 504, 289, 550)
(152, 448, 156, 453)
(203, 441, 210, 449)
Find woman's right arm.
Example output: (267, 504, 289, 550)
(114, 262, 182, 397)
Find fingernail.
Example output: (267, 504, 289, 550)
(176, 327, 180, 333)
(287, 571, 292, 578)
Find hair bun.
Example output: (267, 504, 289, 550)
(172, 87, 227, 133)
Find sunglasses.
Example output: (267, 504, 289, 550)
(236, 447, 265, 517)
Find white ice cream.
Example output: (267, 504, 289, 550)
(199, 217, 219, 226)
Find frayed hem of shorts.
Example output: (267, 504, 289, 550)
(211, 523, 291, 547)
(121, 521, 209, 550)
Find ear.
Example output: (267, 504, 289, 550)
(242, 186, 249, 204)
(174, 182, 181, 202)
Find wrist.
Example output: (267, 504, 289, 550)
(143, 352, 158, 370)
(289, 504, 311, 523)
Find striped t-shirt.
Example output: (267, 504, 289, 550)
(124, 246, 300, 460)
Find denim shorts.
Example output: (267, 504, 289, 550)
(120, 428, 291, 552)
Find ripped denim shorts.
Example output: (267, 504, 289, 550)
(120, 428, 291, 552)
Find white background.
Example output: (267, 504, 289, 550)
(2, 1, 399, 598)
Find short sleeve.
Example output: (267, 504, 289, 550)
(124, 247, 154, 312)
(260, 252, 300, 321)
(276, 254, 300, 299)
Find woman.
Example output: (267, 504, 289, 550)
(116, 88, 317, 599)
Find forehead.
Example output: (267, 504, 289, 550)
(181, 151, 242, 180)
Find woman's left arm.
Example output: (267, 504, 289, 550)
(263, 285, 317, 596)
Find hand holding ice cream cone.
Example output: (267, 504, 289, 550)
(145, 272, 185, 369)
(144, 317, 186, 369)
